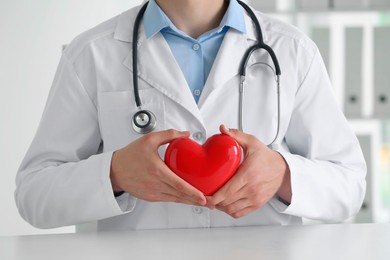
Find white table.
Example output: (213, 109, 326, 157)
(1, 223, 389, 260)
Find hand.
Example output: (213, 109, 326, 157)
(110, 129, 207, 206)
(206, 125, 291, 218)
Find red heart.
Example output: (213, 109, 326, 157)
(164, 134, 242, 196)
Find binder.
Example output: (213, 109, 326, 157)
(373, 27, 390, 118)
(344, 27, 364, 118)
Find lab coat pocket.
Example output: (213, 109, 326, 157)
(97, 89, 166, 152)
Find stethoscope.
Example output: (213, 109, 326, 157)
(131, 0, 281, 150)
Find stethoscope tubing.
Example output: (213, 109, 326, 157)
(132, 2, 149, 109)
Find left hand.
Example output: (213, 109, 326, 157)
(206, 125, 292, 219)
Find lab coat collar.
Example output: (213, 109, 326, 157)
(198, 27, 254, 108)
(113, 6, 140, 43)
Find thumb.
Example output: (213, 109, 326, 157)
(219, 124, 255, 151)
(150, 129, 190, 146)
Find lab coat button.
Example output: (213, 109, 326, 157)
(193, 89, 201, 96)
(192, 206, 203, 214)
(192, 43, 200, 51)
(193, 132, 204, 141)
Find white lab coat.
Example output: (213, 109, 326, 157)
(15, 4, 366, 230)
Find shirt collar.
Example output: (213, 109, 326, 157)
(220, 0, 246, 34)
(143, 0, 169, 39)
(143, 0, 246, 39)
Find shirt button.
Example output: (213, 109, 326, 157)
(192, 206, 203, 214)
(193, 132, 204, 141)
(192, 43, 200, 51)
(193, 89, 201, 96)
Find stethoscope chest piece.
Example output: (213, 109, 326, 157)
(132, 110, 157, 134)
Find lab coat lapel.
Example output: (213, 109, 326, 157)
(198, 12, 259, 108)
(119, 22, 202, 123)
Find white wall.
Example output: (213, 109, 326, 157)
(0, 0, 142, 236)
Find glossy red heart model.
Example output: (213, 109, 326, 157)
(164, 134, 242, 196)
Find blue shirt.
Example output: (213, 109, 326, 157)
(143, 0, 246, 103)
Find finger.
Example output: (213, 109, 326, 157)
(207, 171, 246, 206)
(160, 166, 207, 205)
(205, 196, 216, 209)
(216, 184, 248, 207)
(230, 206, 257, 219)
(159, 192, 204, 206)
(163, 177, 206, 205)
(219, 124, 231, 135)
(220, 194, 269, 219)
(164, 184, 206, 206)
(147, 129, 190, 147)
(219, 124, 261, 151)
(216, 198, 250, 216)
(135, 179, 204, 206)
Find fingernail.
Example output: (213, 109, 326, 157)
(180, 131, 190, 136)
(199, 198, 207, 205)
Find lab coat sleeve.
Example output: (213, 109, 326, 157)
(15, 54, 134, 229)
(269, 49, 367, 222)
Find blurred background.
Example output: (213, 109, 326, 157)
(1, 0, 389, 236)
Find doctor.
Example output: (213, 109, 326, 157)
(16, 0, 366, 230)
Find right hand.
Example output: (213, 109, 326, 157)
(110, 129, 207, 206)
